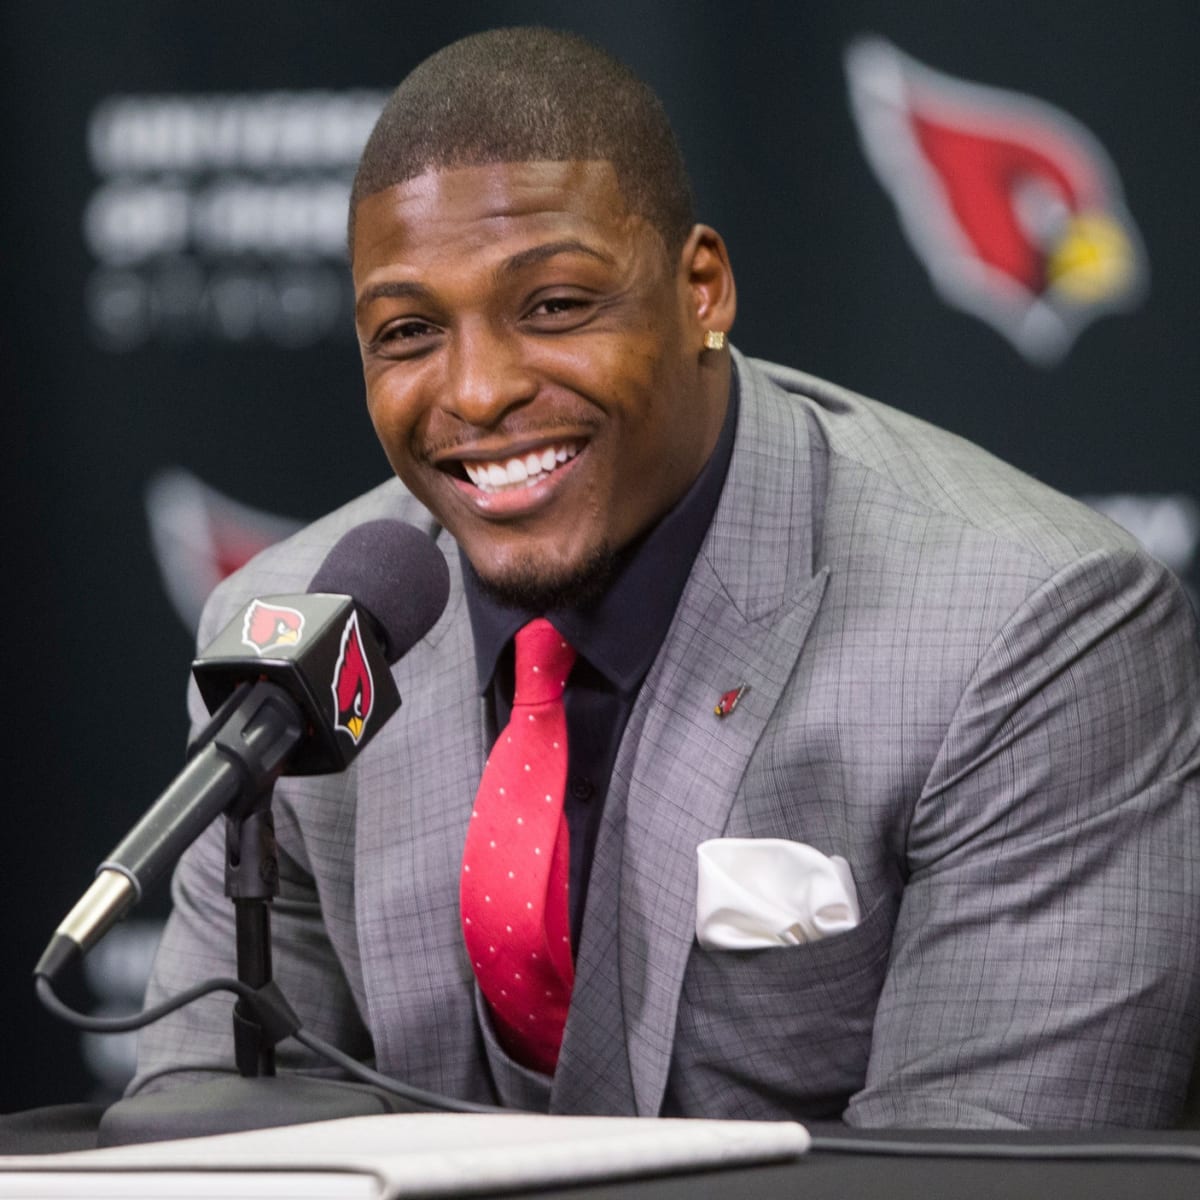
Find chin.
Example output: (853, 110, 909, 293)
(473, 542, 618, 612)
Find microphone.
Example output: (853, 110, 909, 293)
(36, 519, 450, 982)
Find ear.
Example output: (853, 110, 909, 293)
(679, 224, 737, 338)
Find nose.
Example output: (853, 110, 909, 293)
(442, 318, 536, 427)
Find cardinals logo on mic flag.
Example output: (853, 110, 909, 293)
(241, 600, 305, 655)
(331, 610, 374, 744)
(845, 36, 1147, 365)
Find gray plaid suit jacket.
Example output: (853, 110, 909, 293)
(131, 351, 1200, 1128)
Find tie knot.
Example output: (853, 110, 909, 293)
(513, 618, 576, 705)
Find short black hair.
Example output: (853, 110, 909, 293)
(350, 27, 695, 255)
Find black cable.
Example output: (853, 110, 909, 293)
(291, 1028, 504, 1114)
(808, 1134, 1200, 1164)
(36, 973, 501, 1115)
(35, 973, 256, 1033)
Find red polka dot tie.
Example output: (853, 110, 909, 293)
(460, 618, 577, 1075)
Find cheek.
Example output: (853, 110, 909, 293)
(613, 380, 703, 522)
(365, 379, 421, 461)
(365, 397, 443, 507)
(592, 412, 674, 545)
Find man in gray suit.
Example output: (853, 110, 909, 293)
(131, 28, 1200, 1127)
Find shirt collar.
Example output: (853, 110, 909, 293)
(463, 368, 740, 695)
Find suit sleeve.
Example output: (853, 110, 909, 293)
(126, 588, 373, 1096)
(847, 547, 1200, 1128)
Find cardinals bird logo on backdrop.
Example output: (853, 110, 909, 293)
(845, 36, 1147, 365)
(146, 468, 303, 633)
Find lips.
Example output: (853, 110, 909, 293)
(457, 441, 581, 494)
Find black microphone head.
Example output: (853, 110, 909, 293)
(308, 520, 450, 663)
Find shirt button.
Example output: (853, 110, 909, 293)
(570, 778, 595, 802)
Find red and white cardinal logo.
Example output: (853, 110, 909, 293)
(241, 600, 305, 655)
(845, 36, 1147, 364)
(331, 610, 374, 744)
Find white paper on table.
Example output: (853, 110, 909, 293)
(0, 1111, 810, 1198)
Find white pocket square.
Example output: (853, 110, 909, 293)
(695, 838, 861, 950)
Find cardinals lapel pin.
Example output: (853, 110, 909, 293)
(714, 683, 749, 718)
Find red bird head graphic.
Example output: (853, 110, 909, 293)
(845, 36, 1147, 364)
(146, 468, 304, 635)
(241, 600, 305, 655)
(331, 610, 374, 744)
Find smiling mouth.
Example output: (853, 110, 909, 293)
(455, 441, 582, 494)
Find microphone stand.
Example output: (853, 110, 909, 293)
(226, 798, 280, 1079)
(96, 689, 417, 1146)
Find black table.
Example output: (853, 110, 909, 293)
(2, 1106, 1197, 1198)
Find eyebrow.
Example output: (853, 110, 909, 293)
(355, 279, 432, 316)
(497, 239, 615, 276)
(355, 239, 615, 316)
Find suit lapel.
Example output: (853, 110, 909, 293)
(353, 541, 491, 1096)
(615, 352, 830, 1114)
(550, 737, 638, 1113)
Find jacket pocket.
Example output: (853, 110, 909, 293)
(665, 886, 897, 1120)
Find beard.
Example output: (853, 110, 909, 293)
(473, 541, 620, 613)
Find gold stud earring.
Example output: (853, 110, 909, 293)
(703, 330, 726, 351)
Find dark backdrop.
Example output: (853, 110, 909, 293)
(3, 0, 1196, 1111)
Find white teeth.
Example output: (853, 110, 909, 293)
(463, 443, 579, 493)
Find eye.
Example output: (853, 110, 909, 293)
(380, 318, 439, 342)
(531, 297, 583, 315)
(367, 318, 441, 357)
(525, 294, 594, 329)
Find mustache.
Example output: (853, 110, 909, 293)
(420, 413, 597, 458)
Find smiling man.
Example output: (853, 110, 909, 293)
(132, 28, 1200, 1128)
(352, 156, 732, 610)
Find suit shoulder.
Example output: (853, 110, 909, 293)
(196, 478, 439, 645)
(743, 354, 1139, 571)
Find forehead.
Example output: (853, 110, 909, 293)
(350, 160, 652, 278)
